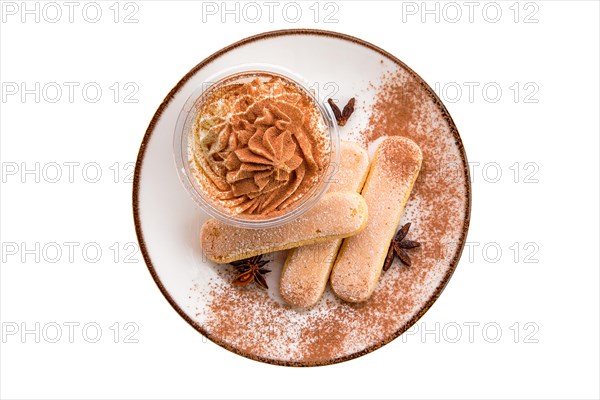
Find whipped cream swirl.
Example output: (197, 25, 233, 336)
(191, 76, 329, 217)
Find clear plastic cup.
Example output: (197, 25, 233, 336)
(173, 64, 340, 229)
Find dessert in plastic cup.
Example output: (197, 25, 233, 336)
(174, 64, 340, 229)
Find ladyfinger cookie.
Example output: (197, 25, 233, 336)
(280, 142, 370, 307)
(201, 191, 368, 264)
(330, 137, 422, 302)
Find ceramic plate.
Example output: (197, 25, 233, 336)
(133, 29, 471, 366)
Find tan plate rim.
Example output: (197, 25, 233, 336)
(132, 28, 472, 367)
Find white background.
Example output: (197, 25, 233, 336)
(1, 1, 599, 399)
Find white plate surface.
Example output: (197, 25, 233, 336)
(134, 29, 470, 366)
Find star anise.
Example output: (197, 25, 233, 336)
(230, 255, 271, 289)
(327, 97, 355, 126)
(382, 223, 421, 271)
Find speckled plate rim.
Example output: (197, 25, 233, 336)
(133, 28, 472, 367)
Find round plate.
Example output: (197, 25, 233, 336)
(133, 29, 471, 366)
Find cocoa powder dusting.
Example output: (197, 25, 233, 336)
(191, 68, 469, 365)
